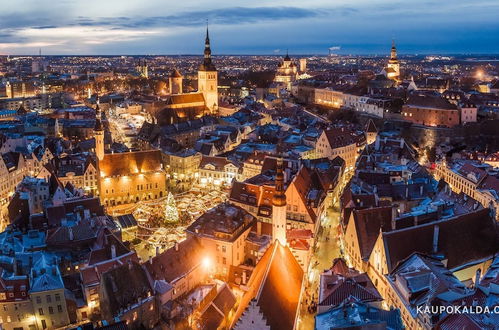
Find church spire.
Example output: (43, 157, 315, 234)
(273, 157, 286, 207)
(94, 95, 103, 132)
(272, 153, 287, 246)
(205, 20, 210, 45)
(200, 20, 215, 71)
(204, 20, 211, 60)
(390, 39, 397, 60)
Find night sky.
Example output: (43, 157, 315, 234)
(1, 0, 498, 55)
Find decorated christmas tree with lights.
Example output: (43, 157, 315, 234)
(164, 192, 179, 223)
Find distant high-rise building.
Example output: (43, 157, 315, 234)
(197, 25, 218, 111)
(32, 48, 48, 73)
(5, 81, 36, 98)
(299, 58, 307, 73)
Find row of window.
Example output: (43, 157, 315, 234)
(38, 304, 63, 315)
(35, 294, 61, 304)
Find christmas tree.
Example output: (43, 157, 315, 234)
(165, 192, 179, 223)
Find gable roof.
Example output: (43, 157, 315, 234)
(322, 127, 357, 149)
(199, 283, 237, 330)
(383, 209, 497, 272)
(353, 206, 393, 260)
(366, 119, 378, 133)
(232, 242, 303, 330)
(318, 276, 382, 307)
(100, 150, 163, 177)
(167, 92, 205, 105)
(144, 236, 204, 283)
(100, 261, 152, 317)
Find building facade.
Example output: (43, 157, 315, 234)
(98, 150, 167, 206)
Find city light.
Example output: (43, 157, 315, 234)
(475, 69, 484, 80)
(0, 3, 497, 330)
(202, 256, 212, 271)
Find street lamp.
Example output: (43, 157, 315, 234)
(202, 256, 212, 271)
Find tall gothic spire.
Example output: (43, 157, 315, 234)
(273, 157, 286, 207)
(94, 95, 103, 131)
(204, 20, 211, 60)
(273, 131, 286, 206)
(200, 20, 216, 71)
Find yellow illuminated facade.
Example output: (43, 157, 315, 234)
(385, 40, 400, 82)
(274, 52, 298, 90)
(98, 150, 167, 206)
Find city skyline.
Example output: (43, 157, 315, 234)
(1, 0, 499, 55)
(0, 1, 498, 329)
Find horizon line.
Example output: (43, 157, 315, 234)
(2, 53, 499, 57)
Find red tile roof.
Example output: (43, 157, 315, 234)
(318, 277, 382, 307)
(232, 242, 303, 330)
(100, 150, 163, 177)
(144, 236, 204, 283)
(323, 127, 357, 149)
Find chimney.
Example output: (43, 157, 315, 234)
(174, 242, 179, 252)
(400, 138, 404, 149)
(420, 185, 424, 196)
(405, 187, 409, 199)
(68, 228, 74, 241)
(149, 256, 153, 265)
(475, 268, 481, 285)
(156, 246, 160, 257)
(432, 225, 440, 254)
(111, 244, 116, 259)
(242, 270, 247, 285)
(128, 259, 133, 270)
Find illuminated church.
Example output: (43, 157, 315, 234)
(382, 40, 401, 82)
(158, 27, 219, 125)
(274, 51, 298, 90)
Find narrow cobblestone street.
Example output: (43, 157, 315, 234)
(296, 202, 342, 329)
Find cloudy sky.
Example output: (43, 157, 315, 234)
(0, 0, 498, 55)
